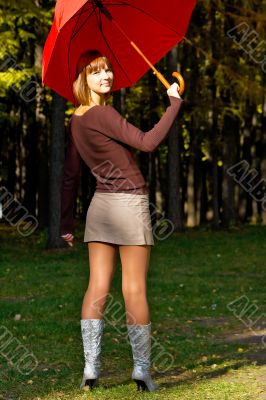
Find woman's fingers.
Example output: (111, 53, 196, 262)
(61, 233, 74, 247)
(61, 233, 73, 240)
(167, 82, 181, 99)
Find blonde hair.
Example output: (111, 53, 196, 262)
(73, 56, 113, 106)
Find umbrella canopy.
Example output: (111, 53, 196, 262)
(42, 0, 196, 103)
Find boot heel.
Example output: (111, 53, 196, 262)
(134, 379, 147, 391)
(80, 376, 98, 391)
(84, 379, 97, 390)
(127, 322, 160, 392)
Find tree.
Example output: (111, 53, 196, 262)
(166, 47, 184, 231)
(47, 92, 66, 248)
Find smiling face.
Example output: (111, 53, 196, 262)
(86, 65, 114, 96)
(85, 56, 114, 104)
(73, 55, 114, 106)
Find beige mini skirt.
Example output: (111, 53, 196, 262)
(84, 192, 154, 246)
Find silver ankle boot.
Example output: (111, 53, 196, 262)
(127, 322, 159, 392)
(80, 319, 105, 390)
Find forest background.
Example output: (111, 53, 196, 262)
(0, 0, 265, 247)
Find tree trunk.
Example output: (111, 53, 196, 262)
(200, 161, 208, 224)
(113, 88, 126, 116)
(35, 43, 49, 228)
(210, 4, 220, 229)
(221, 1, 240, 228)
(37, 122, 49, 229)
(166, 47, 184, 231)
(241, 100, 256, 223)
(186, 154, 194, 226)
(222, 111, 239, 227)
(7, 107, 17, 196)
(24, 107, 38, 216)
(47, 92, 66, 248)
(261, 80, 266, 224)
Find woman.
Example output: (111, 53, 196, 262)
(60, 50, 183, 392)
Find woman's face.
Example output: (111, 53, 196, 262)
(86, 64, 114, 96)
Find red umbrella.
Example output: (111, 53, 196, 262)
(42, 0, 196, 103)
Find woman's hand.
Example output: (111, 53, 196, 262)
(61, 233, 74, 247)
(167, 82, 181, 99)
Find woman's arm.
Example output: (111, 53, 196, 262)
(84, 93, 183, 152)
(60, 127, 81, 243)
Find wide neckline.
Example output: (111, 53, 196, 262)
(72, 104, 104, 118)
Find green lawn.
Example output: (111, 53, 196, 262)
(0, 224, 265, 400)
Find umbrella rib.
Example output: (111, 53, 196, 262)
(67, 4, 94, 24)
(67, 9, 85, 97)
(67, 6, 97, 98)
(71, 8, 96, 40)
(94, 7, 133, 85)
(96, 6, 103, 31)
(105, 0, 184, 39)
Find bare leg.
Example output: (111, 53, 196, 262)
(119, 244, 151, 325)
(120, 244, 158, 391)
(81, 241, 118, 319)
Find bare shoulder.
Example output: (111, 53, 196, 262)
(73, 105, 94, 116)
(72, 105, 116, 120)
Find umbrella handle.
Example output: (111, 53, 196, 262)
(171, 72, 185, 95)
(152, 69, 185, 95)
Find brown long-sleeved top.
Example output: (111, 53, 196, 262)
(60, 96, 183, 235)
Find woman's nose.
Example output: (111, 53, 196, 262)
(100, 70, 109, 78)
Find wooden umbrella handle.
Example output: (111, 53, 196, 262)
(151, 69, 185, 95)
(172, 72, 185, 95)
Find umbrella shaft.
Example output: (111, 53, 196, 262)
(112, 19, 170, 89)
(130, 41, 170, 89)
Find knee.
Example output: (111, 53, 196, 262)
(87, 282, 110, 300)
(122, 284, 146, 301)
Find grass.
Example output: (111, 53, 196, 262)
(0, 223, 265, 400)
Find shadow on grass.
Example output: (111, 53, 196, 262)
(1, 224, 266, 399)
